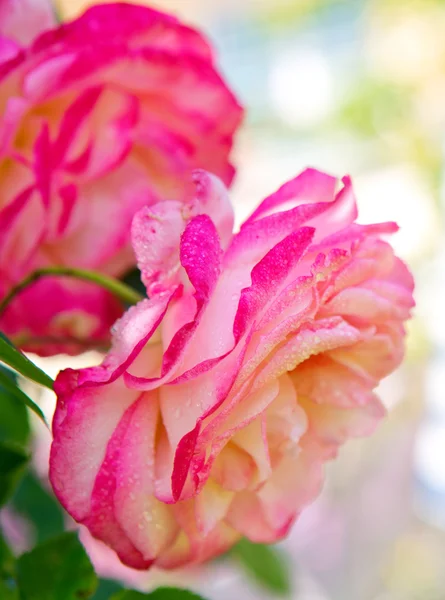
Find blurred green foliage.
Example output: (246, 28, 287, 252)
(256, 0, 346, 32)
(0, 529, 18, 600)
(0, 443, 29, 508)
(231, 538, 292, 596)
(0, 367, 30, 507)
(92, 579, 125, 600)
(111, 589, 206, 599)
(11, 472, 65, 544)
(17, 532, 98, 600)
(0, 368, 30, 446)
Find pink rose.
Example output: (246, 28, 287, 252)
(0, 2, 242, 355)
(50, 169, 414, 569)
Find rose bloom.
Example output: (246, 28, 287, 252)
(0, 2, 242, 355)
(50, 169, 414, 569)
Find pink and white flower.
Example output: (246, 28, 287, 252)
(50, 168, 414, 569)
(0, 2, 242, 355)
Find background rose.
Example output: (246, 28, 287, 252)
(0, 2, 242, 355)
(50, 169, 414, 569)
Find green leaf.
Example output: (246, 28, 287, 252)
(0, 441, 29, 506)
(0, 367, 30, 446)
(111, 588, 206, 600)
(16, 532, 98, 600)
(0, 527, 16, 580)
(0, 528, 18, 600)
(0, 334, 53, 390)
(12, 472, 65, 544)
(231, 539, 291, 596)
(92, 579, 124, 600)
(0, 367, 47, 425)
(0, 578, 19, 600)
(0, 367, 31, 507)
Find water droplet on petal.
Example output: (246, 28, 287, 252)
(143, 510, 153, 522)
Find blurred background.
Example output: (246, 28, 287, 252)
(5, 0, 445, 598)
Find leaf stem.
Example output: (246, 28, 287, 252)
(0, 267, 144, 317)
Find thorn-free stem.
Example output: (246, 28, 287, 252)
(0, 266, 144, 316)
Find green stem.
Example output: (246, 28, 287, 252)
(0, 267, 144, 317)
